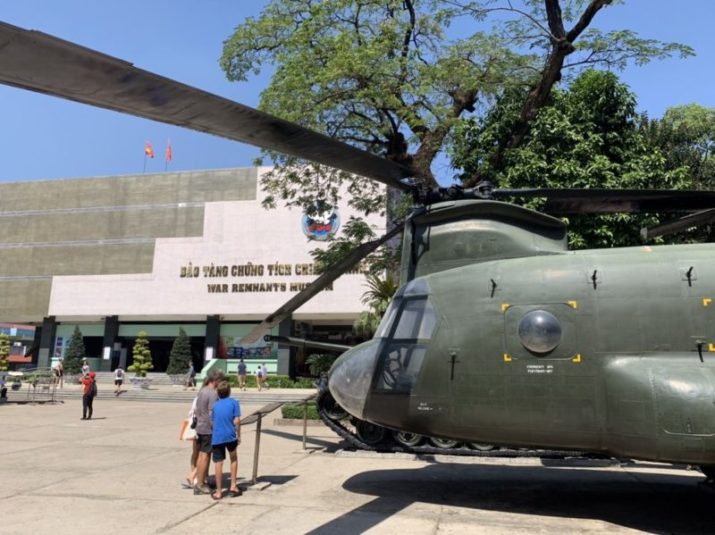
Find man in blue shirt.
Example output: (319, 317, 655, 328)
(210, 380, 242, 499)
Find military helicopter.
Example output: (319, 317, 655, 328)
(3, 21, 715, 481)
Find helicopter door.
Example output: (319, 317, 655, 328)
(500, 303, 600, 445)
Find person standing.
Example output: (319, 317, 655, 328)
(185, 362, 196, 390)
(261, 363, 270, 390)
(237, 358, 247, 391)
(81, 359, 90, 378)
(56, 358, 64, 389)
(80, 371, 97, 420)
(113, 367, 125, 395)
(193, 370, 223, 495)
(210, 380, 242, 500)
(255, 366, 263, 391)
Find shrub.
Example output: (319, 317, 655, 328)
(128, 331, 153, 377)
(280, 402, 320, 420)
(167, 328, 191, 375)
(0, 333, 10, 372)
(305, 354, 338, 377)
(64, 326, 85, 375)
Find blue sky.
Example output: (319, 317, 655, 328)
(1, 1, 713, 185)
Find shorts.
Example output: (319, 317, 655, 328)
(114, 379, 123, 386)
(197, 433, 213, 454)
(212, 440, 238, 462)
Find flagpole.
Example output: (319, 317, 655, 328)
(143, 152, 147, 174)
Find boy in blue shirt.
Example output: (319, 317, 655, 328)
(210, 380, 242, 499)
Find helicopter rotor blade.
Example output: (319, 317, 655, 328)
(640, 208, 715, 241)
(0, 21, 413, 192)
(240, 222, 405, 345)
(491, 188, 715, 214)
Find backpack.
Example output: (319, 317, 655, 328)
(89, 380, 97, 398)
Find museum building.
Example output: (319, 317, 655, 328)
(0, 167, 385, 375)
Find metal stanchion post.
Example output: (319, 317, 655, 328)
(302, 401, 308, 450)
(251, 414, 262, 485)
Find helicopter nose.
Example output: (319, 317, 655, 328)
(328, 339, 381, 420)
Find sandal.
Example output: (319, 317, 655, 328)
(211, 492, 223, 500)
(229, 488, 243, 497)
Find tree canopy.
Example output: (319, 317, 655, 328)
(222, 0, 692, 212)
(450, 69, 697, 248)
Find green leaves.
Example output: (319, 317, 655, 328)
(128, 331, 153, 378)
(64, 326, 86, 375)
(452, 69, 698, 248)
(0, 333, 10, 372)
(167, 328, 192, 375)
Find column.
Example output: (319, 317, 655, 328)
(102, 316, 119, 369)
(277, 317, 293, 378)
(204, 315, 221, 362)
(37, 316, 56, 369)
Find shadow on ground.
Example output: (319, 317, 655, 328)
(307, 463, 714, 535)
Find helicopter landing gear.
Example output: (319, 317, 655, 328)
(469, 443, 495, 451)
(321, 397, 348, 421)
(355, 420, 387, 446)
(393, 431, 424, 448)
(429, 437, 460, 449)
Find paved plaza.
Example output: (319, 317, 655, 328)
(1, 396, 713, 534)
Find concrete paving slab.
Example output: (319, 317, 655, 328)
(2, 396, 714, 534)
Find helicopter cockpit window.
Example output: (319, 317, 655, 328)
(518, 309, 562, 354)
(375, 297, 401, 339)
(393, 298, 437, 340)
(376, 345, 427, 393)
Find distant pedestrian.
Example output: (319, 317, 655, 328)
(81, 360, 90, 378)
(114, 367, 125, 394)
(185, 363, 196, 390)
(237, 358, 247, 391)
(210, 380, 241, 500)
(55, 358, 64, 388)
(255, 366, 263, 391)
(81, 371, 97, 420)
(193, 370, 224, 495)
(261, 363, 270, 390)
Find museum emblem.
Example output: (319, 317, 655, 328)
(302, 204, 340, 241)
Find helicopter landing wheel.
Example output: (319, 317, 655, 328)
(469, 443, 495, 451)
(429, 437, 460, 449)
(319, 394, 348, 421)
(700, 465, 715, 482)
(355, 420, 387, 446)
(393, 431, 424, 448)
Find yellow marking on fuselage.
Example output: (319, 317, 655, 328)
(503, 353, 512, 362)
(567, 300, 578, 309)
(501, 303, 510, 312)
(709, 344, 715, 352)
(572, 354, 582, 363)
(704, 298, 712, 307)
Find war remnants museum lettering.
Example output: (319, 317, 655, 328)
(181, 260, 369, 294)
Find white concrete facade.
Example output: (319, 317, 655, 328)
(48, 167, 385, 323)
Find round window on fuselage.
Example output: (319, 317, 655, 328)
(518, 309, 562, 354)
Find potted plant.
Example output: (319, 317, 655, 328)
(128, 331, 153, 389)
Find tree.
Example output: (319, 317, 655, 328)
(0, 333, 10, 372)
(353, 272, 399, 338)
(640, 104, 715, 190)
(64, 325, 86, 375)
(128, 331, 153, 377)
(222, 0, 691, 213)
(167, 328, 192, 375)
(451, 69, 693, 248)
(305, 354, 338, 377)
